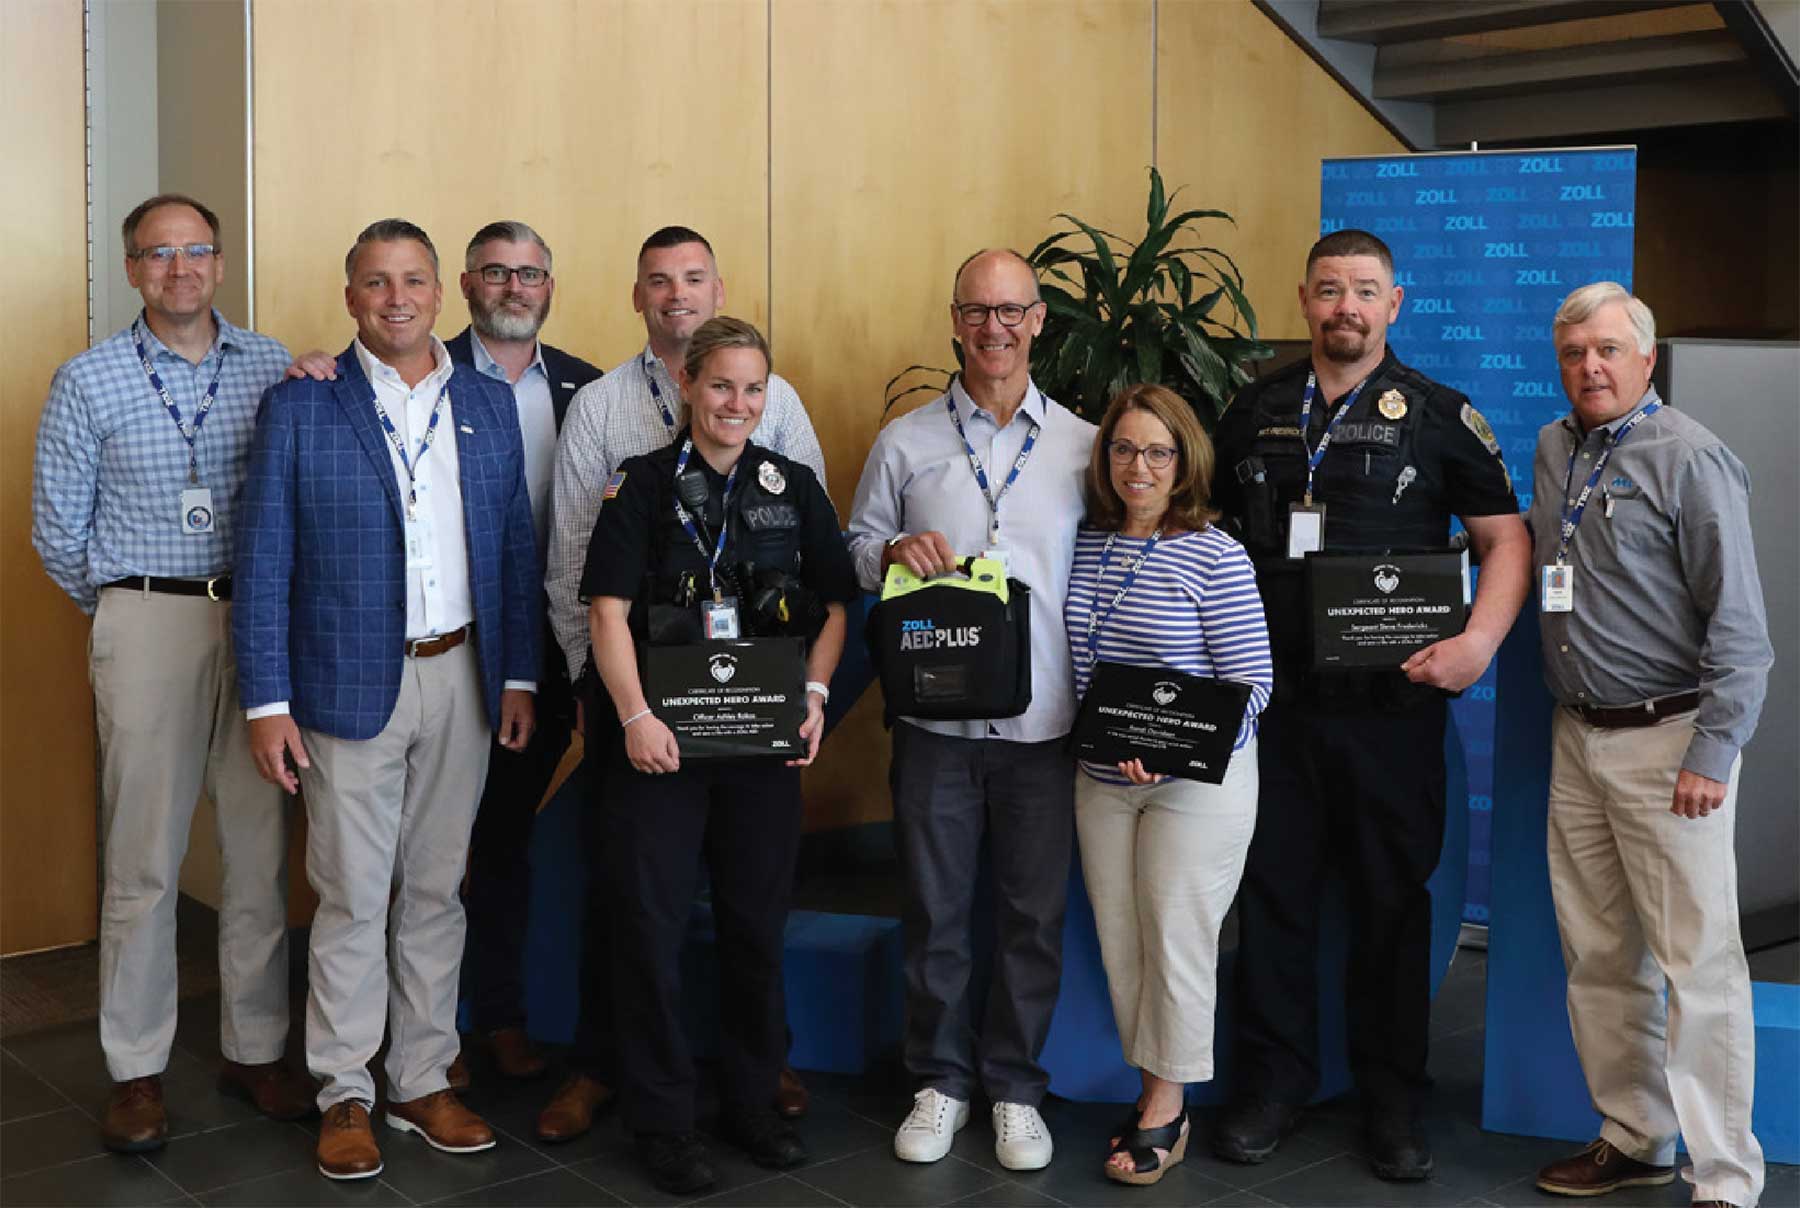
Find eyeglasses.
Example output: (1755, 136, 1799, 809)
(130, 243, 217, 264)
(952, 301, 1042, 328)
(1107, 439, 1177, 470)
(476, 263, 549, 286)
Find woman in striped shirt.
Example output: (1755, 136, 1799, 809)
(1063, 384, 1273, 1186)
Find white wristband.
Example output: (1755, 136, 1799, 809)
(805, 680, 830, 703)
(622, 707, 653, 728)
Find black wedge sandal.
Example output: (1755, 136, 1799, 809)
(1103, 1109, 1191, 1186)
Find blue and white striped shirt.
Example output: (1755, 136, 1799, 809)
(32, 310, 292, 612)
(1065, 524, 1274, 783)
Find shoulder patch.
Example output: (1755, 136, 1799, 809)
(602, 470, 627, 500)
(1460, 403, 1502, 457)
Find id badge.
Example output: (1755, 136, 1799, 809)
(981, 546, 1013, 577)
(1287, 503, 1325, 559)
(1541, 563, 1574, 613)
(404, 515, 434, 570)
(179, 487, 215, 535)
(703, 596, 741, 640)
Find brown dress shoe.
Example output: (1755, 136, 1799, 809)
(101, 1075, 167, 1153)
(218, 1059, 315, 1120)
(1536, 1138, 1675, 1196)
(317, 1101, 383, 1180)
(773, 1066, 809, 1119)
(446, 1050, 471, 1092)
(385, 1089, 495, 1153)
(536, 1072, 613, 1143)
(486, 1026, 547, 1079)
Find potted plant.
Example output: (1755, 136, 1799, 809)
(885, 167, 1272, 426)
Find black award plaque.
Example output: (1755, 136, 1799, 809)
(640, 638, 807, 760)
(1070, 662, 1252, 784)
(1307, 550, 1470, 670)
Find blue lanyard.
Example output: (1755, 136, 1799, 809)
(643, 353, 679, 435)
(1083, 528, 1163, 663)
(371, 382, 449, 519)
(673, 438, 740, 600)
(1555, 401, 1660, 564)
(1298, 370, 1369, 505)
(133, 321, 225, 484)
(945, 389, 1041, 544)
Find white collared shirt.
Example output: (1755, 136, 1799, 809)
(469, 331, 556, 559)
(846, 377, 1096, 742)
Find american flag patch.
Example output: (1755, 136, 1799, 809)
(602, 471, 627, 500)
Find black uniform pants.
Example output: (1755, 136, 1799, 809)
(607, 756, 802, 1135)
(1232, 697, 1447, 1114)
(891, 723, 1074, 1106)
(461, 666, 574, 1033)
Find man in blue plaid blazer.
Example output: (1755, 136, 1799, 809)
(233, 219, 540, 1181)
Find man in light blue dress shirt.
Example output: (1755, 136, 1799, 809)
(847, 248, 1096, 1173)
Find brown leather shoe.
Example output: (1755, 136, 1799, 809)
(773, 1066, 809, 1119)
(101, 1076, 167, 1153)
(486, 1026, 547, 1079)
(317, 1101, 383, 1180)
(385, 1089, 495, 1153)
(446, 1050, 471, 1092)
(535, 1072, 613, 1143)
(1536, 1138, 1674, 1196)
(218, 1059, 315, 1121)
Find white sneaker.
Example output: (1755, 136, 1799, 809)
(894, 1087, 970, 1163)
(993, 1101, 1053, 1171)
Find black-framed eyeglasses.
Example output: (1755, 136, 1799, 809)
(130, 243, 217, 264)
(952, 300, 1042, 328)
(1107, 439, 1177, 470)
(477, 263, 550, 286)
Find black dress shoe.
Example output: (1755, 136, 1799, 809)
(719, 1108, 807, 1169)
(1364, 1112, 1433, 1181)
(637, 1131, 717, 1195)
(1212, 1099, 1301, 1164)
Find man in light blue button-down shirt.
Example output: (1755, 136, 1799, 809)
(31, 193, 308, 1153)
(848, 249, 1096, 1173)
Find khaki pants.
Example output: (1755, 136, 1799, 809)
(297, 642, 491, 1110)
(91, 587, 291, 1081)
(1074, 740, 1258, 1084)
(1548, 707, 1762, 1208)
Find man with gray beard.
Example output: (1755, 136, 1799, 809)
(446, 221, 601, 1083)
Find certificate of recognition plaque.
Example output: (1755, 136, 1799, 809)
(640, 638, 807, 760)
(1070, 662, 1252, 784)
(1307, 549, 1470, 670)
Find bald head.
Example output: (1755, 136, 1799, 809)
(953, 247, 1040, 303)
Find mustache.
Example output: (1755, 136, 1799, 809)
(1325, 317, 1368, 333)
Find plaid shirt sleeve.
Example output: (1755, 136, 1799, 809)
(32, 361, 104, 613)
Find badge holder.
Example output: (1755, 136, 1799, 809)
(703, 596, 742, 640)
(1541, 563, 1574, 613)
(1287, 503, 1325, 559)
(180, 487, 215, 535)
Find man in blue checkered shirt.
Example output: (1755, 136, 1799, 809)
(31, 193, 312, 1153)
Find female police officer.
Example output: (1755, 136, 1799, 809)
(579, 316, 856, 1194)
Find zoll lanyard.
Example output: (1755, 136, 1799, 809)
(1555, 401, 1660, 564)
(1084, 527, 1163, 664)
(946, 390, 1040, 546)
(1298, 371, 1369, 506)
(134, 321, 224, 484)
(371, 383, 448, 520)
(673, 438, 740, 601)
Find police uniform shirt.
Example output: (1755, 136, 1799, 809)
(580, 434, 857, 633)
(1212, 349, 1517, 689)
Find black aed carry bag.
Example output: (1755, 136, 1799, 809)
(866, 557, 1032, 722)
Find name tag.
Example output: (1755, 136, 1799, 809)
(179, 487, 215, 535)
(981, 546, 1013, 577)
(1287, 504, 1325, 558)
(703, 596, 741, 640)
(1541, 563, 1574, 613)
(404, 515, 434, 570)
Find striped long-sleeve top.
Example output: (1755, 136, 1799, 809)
(1064, 524, 1274, 784)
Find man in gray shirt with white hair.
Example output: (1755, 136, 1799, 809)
(1526, 282, 1770, 1208)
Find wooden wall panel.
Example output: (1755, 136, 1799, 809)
(1157, 0, 1405, 341)
(770, 0, 1155, 831)
(1, 0, 99, 954)
(252, 0, 769, 366)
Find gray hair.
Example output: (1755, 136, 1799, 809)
(1553, 282, 1655, 355)
(345, 218, 439, 280)
(465, 220, 552, 272)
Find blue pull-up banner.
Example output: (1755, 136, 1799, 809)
(1319, 147, 1637, 923)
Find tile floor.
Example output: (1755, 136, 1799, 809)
(6, 944, 1797, 1207)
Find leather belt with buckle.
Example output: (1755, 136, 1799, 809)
(405, 624, 472, 659)
(104, 575, 232, 601)
(1571, 690, 1700, 729)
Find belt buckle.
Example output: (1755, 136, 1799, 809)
(406, 635, 425, 658)
(206, 576, 224, 602)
